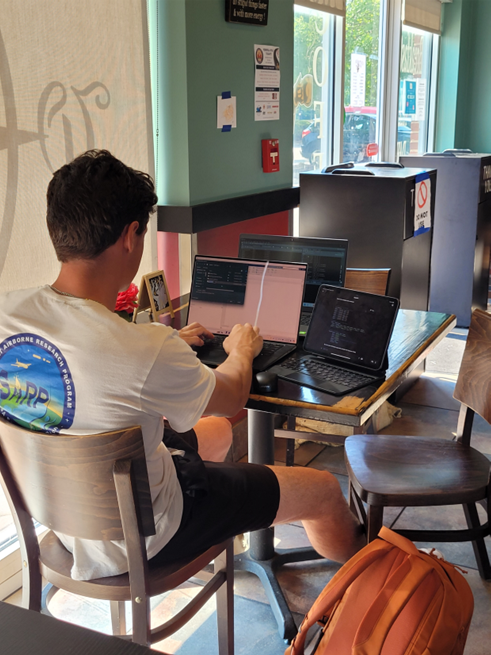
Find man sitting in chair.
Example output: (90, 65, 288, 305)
(0, 150, 364, 580)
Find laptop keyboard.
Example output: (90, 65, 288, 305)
(259, 342, 284, 355)
(204, 335, 225, 347)
(203, 336, 284, 357)
(280, 355, 375, 388)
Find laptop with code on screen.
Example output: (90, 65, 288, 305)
(239, 234, 348, 335)
(268, 284, 399, 396)
(187, 255, 307, 371)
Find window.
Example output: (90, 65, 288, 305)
(293, 0, 441, 180)
(293, 6, 336, 185)
(343, 0, 382, 163)
(398, 25, 438, 156)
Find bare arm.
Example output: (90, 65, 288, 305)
(204, 323, 263, 417)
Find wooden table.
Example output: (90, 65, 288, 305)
(0, 601, 152, 655)
(246, 309, 456, 432)
(161, 303, 456, 640)
(237, 309, 456, 640)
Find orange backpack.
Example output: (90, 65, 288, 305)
(286, 527, 474, 655)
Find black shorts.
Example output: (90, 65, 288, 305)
(149, 423, 280, 566)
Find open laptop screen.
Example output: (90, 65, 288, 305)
(238, 234, 348, 306)
(188, 256, 307, 344)
(304, 285, 399, 371)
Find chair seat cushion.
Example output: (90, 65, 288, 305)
(345, 434, 490, 506)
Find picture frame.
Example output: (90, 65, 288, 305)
(133, 270, 174, 322)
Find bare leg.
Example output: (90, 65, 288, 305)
(194, 416, 233, 462)
(268, 465, 365, 563)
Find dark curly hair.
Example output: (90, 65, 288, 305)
(46, 150, 158, 261)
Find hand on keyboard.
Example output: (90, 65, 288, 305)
(179, 322, 214, 347)
(223, 323, 263, 359)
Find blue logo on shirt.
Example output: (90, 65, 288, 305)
(0, 333, 75, 432)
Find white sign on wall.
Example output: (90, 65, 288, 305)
(254, 44, 280, 121)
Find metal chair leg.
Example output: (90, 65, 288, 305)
(215, 540, 234, 655)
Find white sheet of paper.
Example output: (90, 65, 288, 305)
(217, 96, 237, 128)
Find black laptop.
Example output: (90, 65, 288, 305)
(187, 255, 307, 371)
(267, 284, 399, 396)
(239, 234, 348, 335)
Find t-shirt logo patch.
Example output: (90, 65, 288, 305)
(0, 333, 75, 433)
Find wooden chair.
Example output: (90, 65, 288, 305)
(345, 308, 491, 579)
(345, 268, 391, 295)
(0, 422, 234, 651)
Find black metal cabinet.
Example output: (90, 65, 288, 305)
(299, 164, 437, 311)
(401, 152, 491, 327)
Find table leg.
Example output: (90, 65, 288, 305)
(234, 409, 323, 641)
(248, 409, 275, 561)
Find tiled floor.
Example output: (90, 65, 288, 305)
(6, 328, 491, 653)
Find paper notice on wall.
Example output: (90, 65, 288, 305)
(217, 95, 237, 129)
(254, 44, 280, 121)
(414, 172, 431, 236)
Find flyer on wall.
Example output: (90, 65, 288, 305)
(254, 44, 280, 121)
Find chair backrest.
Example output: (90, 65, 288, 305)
(454, 308, 491, 431)
(0, 419, 155, 541)
(345, 268, 391, 296)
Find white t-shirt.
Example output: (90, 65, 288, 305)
(0, 286, 216, 580)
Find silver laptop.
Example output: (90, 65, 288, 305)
(239, 234, 348, 335)
(187, 255, 307, 371)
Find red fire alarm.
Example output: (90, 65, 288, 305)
(262, 139, 280, 173)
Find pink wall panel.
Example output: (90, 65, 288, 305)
(196, 211, 290, 256)
(157, 231, 180, 299)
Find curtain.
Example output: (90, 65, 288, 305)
(0, 0, 156, 294)
(295, 0, 346, 17)
(403, 0, 442, 35)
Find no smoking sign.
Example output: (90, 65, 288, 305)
(414, 173, 431, 236)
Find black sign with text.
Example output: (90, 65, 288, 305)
(225, 0, 269, 26)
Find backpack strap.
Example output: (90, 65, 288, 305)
(380, 526, 473, 595)
(287, 539, 392, 655)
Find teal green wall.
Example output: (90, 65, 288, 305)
(150, 0, 294, 206)
(149, 0, 191, 204)
(458, 0, 491, 151)
(436, 0, 491, 153)
(453, 0, 475, 149)
(435, 0, 463, 151)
